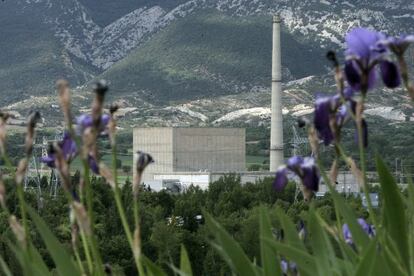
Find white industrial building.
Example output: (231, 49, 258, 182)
(133, 128, 246, 185)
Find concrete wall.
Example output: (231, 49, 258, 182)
(133, 128, 246, 181)
(133, 128, 174, 181)
(173, 128, 245, 172)
(152, 171, 274, 190)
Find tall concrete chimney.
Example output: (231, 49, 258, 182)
(270, 15, 284, 171)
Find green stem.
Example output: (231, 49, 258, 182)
(73, 240, 86, 275)
(2, 153, 31, 254)
(133, 198, 145, 275)
(111, 136, 144, 274)
(80, 228, 93, 274)
(82, 161, 104, 275)
(355, 96, 379, 229)
(316, 158, 343, 241)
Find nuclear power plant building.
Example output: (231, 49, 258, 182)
(133, 128, 246, 182)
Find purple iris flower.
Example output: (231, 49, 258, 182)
(41, 132, 77, 168)
(76, 113, 110, 135)
(88, 155, 100, 174)
(345, 28, 398, 91)
(314, 95, 351, 145)
(280, 259, 297, 275)
(342, 218, 375, 245)
(280, 260, 288, 274)
(298, 220, 306, 240)
(378, 35, 414, 56)
(273, 156, 320, 192)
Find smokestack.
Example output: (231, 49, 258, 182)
(270, 15, 284, 171)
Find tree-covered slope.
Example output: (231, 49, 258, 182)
(99, 11, 326, 104)
(0, 1, 94, 105)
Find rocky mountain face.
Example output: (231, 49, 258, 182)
(1, 0, 414, 127)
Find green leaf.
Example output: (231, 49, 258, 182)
(308, 209, 338, 275)
(407, 182, 414, 276)
(204, 212, 258, 276)
(6, 240, 33, 276)
(382, 242, 407, 276)
(372, 253, 393, 276)
(276, 209, 306, 251)
(0, 254, 13, 276)
(28, 245, 52, 276)
(259, 207, 281, 276)
(26, 206, 80, 276)
(264, 239, 317, 275)
(142, 255, 167, 276)
(376, 156, 409, 269)
(179, 245, 193, 276)
(355, 239, 377, 276)
(276, 208, 315, 276)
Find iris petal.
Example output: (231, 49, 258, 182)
(342, 218, 374, 245)
(88, 155, 100, 174)
(76, 114, 110, 135)
(314, 96, 340, 145)
(345, 61, 361, 90)
(346, 28, 384, 59)
(380, 61, 401, 88)
(273, 167, 288, 191)
(286, 156, 304, 174)
(301, 165, 319, 191)
(59, 132, 77, 161)
(40, 155, 56, 168)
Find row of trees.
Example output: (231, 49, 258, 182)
(0, 175, 366, 275)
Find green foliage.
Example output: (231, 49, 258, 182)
(2, 161, 414, 275)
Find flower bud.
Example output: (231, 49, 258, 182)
(72, 202, 91, 236)
(9, 215, 25, 244)
(133, 151, 154, 197)
(135, 151, 154, 174)
(56, 79, 72, 126)
(25, 111, 41, 155)
(93, 80, 108, 96)
(109, 104, 119, 115)
(15, 159, 28, 185)
(91, 80, 108, 130)
(0, 178, 6, 209)
(326, 50, 338, 67)
(0, 112, 10, 155)
(99, 163, 115, 189)
(297, 117, 308, 128)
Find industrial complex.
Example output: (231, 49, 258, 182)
(132, 16, 361, 194)
(132, 15, 285, 191)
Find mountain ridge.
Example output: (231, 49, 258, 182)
(1, 0, 413, 127)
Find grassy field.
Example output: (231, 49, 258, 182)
(246, 155, 268, 166)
